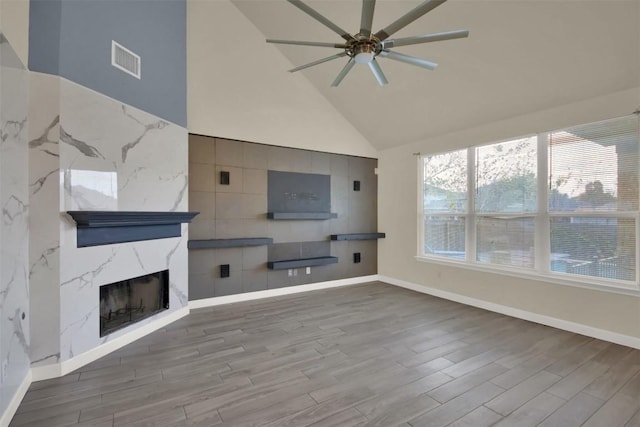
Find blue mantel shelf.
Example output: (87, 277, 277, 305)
(67, 211, 199, 247)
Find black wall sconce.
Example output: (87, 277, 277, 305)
(220, 264, 230, 278)
(220, 171, 230, 185)
(353, 180, 360, 191)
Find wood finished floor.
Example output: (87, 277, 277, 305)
(13, 282, 640, 427)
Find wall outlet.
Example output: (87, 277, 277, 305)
(306, 267, 311, 274)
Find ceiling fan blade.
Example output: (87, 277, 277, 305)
(287, 0, 356, 42)
(381, 29, 469, 49)
(360, 0, 376, 38)
(289, 52, 347, 73)
(368, 59, 388, 86)
(331, 58, 356, 87)
(379, 50, 438, 70)
(374, 0, 447, 41)
(267, 39, 348, 48)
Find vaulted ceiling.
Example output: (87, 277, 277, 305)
(232, 0, 640, 150)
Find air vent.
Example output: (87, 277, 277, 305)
(111, 40, 141, 79)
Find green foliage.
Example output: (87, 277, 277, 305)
(476, 173, 537, 212)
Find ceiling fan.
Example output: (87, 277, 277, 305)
(266, 0, 469, 87)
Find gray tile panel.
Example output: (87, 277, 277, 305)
(189, 135, 215, 164)
(243, 246, 268, 270)
(213, 275, 243, 296)
(243, 143, 269, 170)
(242, 270, 268, 293)
(188, 273, 214, 300)
(216, 138, 244, 167)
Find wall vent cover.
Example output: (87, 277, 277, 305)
(111, 40, 141, 79)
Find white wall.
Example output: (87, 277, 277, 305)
(379, 87, 640, 342)
(0, 0, 29, 67)
(187, 0, 377, 158)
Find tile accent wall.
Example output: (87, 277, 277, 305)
(0, 31, 30, 416)
(188, 134, 378, 299)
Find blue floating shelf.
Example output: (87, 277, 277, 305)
(267, 256, 338, 270)
(330, 233, 386, 241)
(267, 212, 337, 220)
(188, 238, 273, 249)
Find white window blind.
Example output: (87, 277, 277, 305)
(548, 116, 638, 281)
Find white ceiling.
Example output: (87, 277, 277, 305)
(231, 0, 640, 150)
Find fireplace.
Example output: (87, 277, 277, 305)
(99, 270, 169, 337)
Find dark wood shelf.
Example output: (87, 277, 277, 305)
(188, 238, 273, 249)
(66, 211, 199, 247)
(330, 233, 386, 241)
(267, 212, 337, 220)
(267, 256, 338, 270)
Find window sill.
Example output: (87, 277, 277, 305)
(414, 255, 640, 297)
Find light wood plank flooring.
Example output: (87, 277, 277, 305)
(12, 282, 640, 426)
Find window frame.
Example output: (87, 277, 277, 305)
(417, 115, 640, 295)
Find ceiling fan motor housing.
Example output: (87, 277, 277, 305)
(352, 41, 378, 64)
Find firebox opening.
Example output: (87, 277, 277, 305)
(99, 269, 169, 337)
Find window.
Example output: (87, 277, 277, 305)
(476, 137, 537, 268)
(420, 114, 640, 290)
(423, 149, 467, 260)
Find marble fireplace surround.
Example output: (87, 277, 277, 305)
(29, 74, 191, 381)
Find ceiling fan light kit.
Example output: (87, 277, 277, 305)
(266, 0, 469, 87)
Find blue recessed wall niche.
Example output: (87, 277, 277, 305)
(29, 0, 187, 127)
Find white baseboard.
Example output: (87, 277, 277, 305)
(380, 275, 640, 350)
(32, 307, 190, 382)
(0, 370, 31, 427)
(30, 362, 62, 382)
(189, 275, 380, 309)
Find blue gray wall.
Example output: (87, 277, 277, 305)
(29, 0, 186, 127)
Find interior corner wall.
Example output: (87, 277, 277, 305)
(187, 0, 377, 159)
(378, 87, 640, 342)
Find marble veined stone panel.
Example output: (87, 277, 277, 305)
(57, 79, 188, 361)
(60, 79, 187, 212)
(0, 32, 30, 414)
(28, 72, 61, 368)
